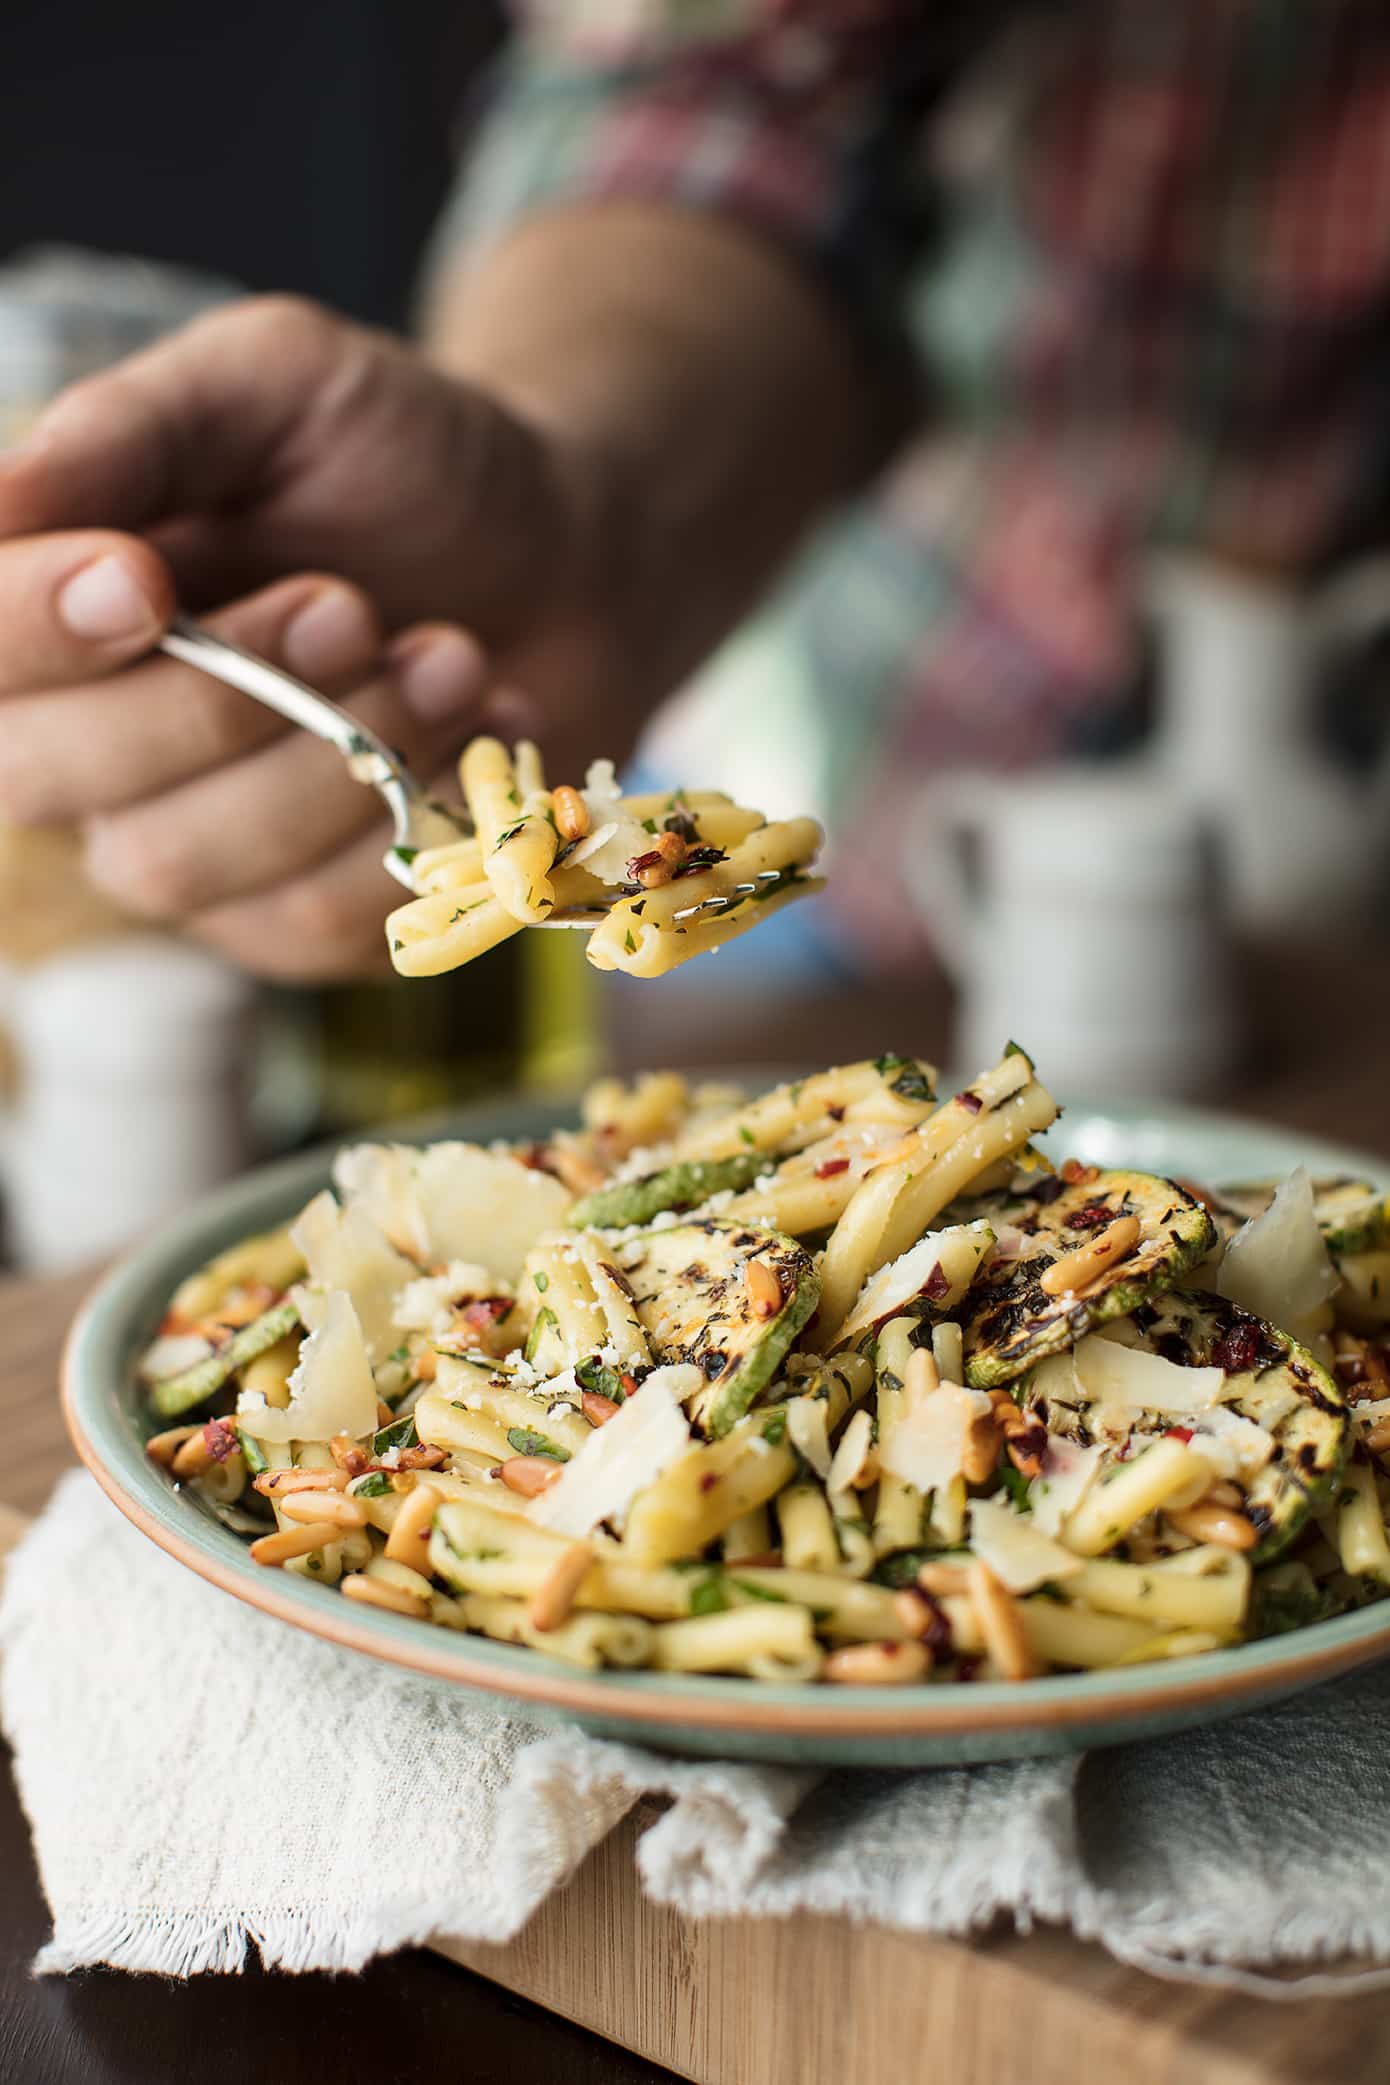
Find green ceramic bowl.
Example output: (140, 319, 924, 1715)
(62, 1090, 1390, 1767)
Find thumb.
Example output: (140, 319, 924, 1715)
(0, 531, 173, 693)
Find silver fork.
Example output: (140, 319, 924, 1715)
(159, 613, 790, 923)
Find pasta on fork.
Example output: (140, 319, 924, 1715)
(383, 737, 825, 979)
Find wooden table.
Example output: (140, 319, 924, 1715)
(6, 946, 1390, 2085)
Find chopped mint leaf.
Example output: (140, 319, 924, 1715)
(689, 1573, 727, 1616)
(506, 1426, 570, 1463)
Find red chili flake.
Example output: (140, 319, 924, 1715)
(954, 1090, 984, 1115)
(619, 1373, 638, 1397)
(1165, 1425, 1194, 1443)
(1060, 1159, 1100, 1186)
(519, 1142, 562, 1178)
(919, 1593, 954, 1659)
(954, 1655, 983, 1684)
(826, 1104, 846, 1123)
(923, 1262, 950, 1301)
(1067, 1202, 1116, 1232)
(202, 1419, 239, 1464)
(1212, 1318, 1263, 1375)
(672, 844, 728, 877)
(626, 846, 667, 879)
(815, 1157, 851, 1179)
(699, 1472, 720, 1494)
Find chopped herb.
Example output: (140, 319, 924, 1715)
(732, 1578, 788, 1604)
(524, 1306, 558, 1364)
(351, 1471, 393, 1499)
(236, 1429, 269, 1477)
(390, 845, 418, 868)
(494, 818, 527, 848)
(641, 817, 658, 834)
(305, 1554, 322, 1572)
(508, 787, 521, 807)
(373, 1414, 419, 1457)
(624, 930, 637, 954)
(739, 1126, 756, 1148)
(689, 1573, 728, 1616)
(789, 1082, 804, 1105)
(1004, 1040, 1035, 1070)
(391, 939, 404, 953)
(534, 1270, 550, 1293)
(346, 730, 371, 756)
(506, 1425, 570, 1463)
(761, 1411, 788, 1446)
(576, 1354, 627, 1404)
(998, 1463, 1032, 1511)
(449, 902, 488, 923)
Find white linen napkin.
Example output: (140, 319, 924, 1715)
(6, 1470, 1390, 1996)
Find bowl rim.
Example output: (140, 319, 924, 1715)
(58, 1090, 1390, 1744)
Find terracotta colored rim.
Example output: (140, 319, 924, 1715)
(56, 1093, 1390, 1751)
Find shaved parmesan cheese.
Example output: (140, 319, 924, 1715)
(968, 1495, 1084, 1593)
(827, 1407, 875, 1493)
(137, 1332, 214, 1383)
(1029, 1436, 1106, 1537)
(787, 1396, 832, 1480)
(1195, 1405, 1275, 1480)
(413, 1144, 572, 1281)
(239, 1291, 376, 1444)
(332, 1143, 429, 1260)
(1218, 1167, 1340, 1341)
(834, 1220, 995, 1349)
(879, 1381, 994, 1494)
(1073, 1331, 1226, 1415)
(393, 1262, 503, 1338)
(528, 1364, 699, 1537)
(291, 1193, 417, 1364)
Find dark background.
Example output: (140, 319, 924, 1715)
(1, 0, 507, 329)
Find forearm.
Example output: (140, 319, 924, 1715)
(425, 202, 876, 737)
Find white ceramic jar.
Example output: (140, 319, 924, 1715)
(907, 766, 1239, 1100)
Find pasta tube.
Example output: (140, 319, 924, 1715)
(385, 887, 522, 977)
(650, 1604, 821, 1676)
(670, 1061, 908, 1164)
(1061, 1437, 1215, 1557)
(462, 736, 558, 925)
(586, 818, 822, 975)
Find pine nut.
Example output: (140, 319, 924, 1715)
(528, 1540, 595, 1632)
(552, 785, 590, 843)
(967, 1559, 1038, 1681)
(384, 1482, 442, 1575)
(905, 1346, 940, 1397)
(278, 1489, 370, 1529)
(145, 1425, 200, 1467)
(1039, 1214, 1141, 1297)
(917, 1561, 971, 1597)
(500, 1455, 564, 1497)
(893, 1589, 934, 1637)
(254, 1466, 351, 1495)
(249, 1521, 342, 1566)
(1165, 1500, 1258, 1550)
(824, 1640, 932, 1686)
(340, 1572, 430, 1619)
(581, 1391, 621, 1427)
(171, 1432, 216, 1479)
(330, 1435, 370, 1475)
(960, 1411, 1002, 1486)
(745, 1258, 784, 1320)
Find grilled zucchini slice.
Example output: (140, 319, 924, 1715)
(1213, 1176, 1390, 1256)
(962, 1170, 1216, 1389)
(568, 1153, 768, 1230)
(1019, 1290, 1347, 1563)
(616, 1218, 818, 1436)
(148, 1298, 302, 1418)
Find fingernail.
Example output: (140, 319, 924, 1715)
(284, 587, 377, 682)
(483, 684, 544, 742)
(392, 630, 487, 725)
(58, 555, 158, 642)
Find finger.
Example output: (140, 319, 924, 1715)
(0, 573, 382, 827)
(81, 627, 487, 920)
(0, 530, 173, 695)
(190, 826, 409, 984)
(0, 296, 348, 537)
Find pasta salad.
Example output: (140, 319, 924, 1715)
(138, 1050, 1389, 1686)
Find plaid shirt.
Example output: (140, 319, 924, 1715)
(439, 1, 1390, 954)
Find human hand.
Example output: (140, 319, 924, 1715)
(0, 297, 619, 977)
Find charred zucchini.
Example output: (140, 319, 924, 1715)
(1214, 1176, 1390, 1256)
(616, 1218, 818, 1436)
(962, 1170, 1216, 1389)
(1019, 1290, 1347, 1563)
(568, 1153, 768, 1230)
(148, 1298, 301, 1418)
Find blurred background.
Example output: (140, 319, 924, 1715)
(3, 0, 1390, 1271)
